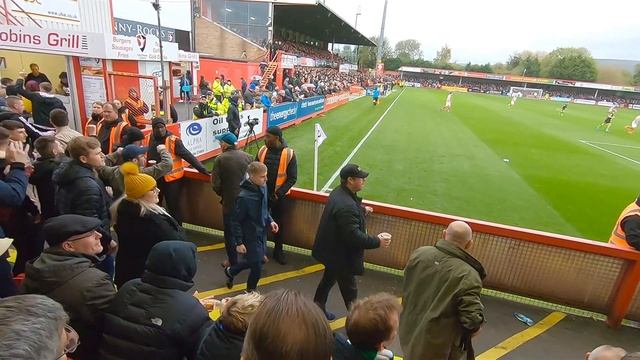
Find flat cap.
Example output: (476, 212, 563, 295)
(43, 214, 102, 247)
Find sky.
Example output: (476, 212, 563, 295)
(322, 0, 640, 64)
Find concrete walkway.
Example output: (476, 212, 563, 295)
(187, 228, 640, 359)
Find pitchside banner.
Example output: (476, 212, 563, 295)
(180, 108, 264, 158)
(324, 92, 350, 111)
(268, 102, 298, 127)
(297, 96, 325, 118)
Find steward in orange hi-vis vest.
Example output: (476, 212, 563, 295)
(610, 199, 640, 251)
(255, 126, 298, 265)
(144, 118, 210, 225)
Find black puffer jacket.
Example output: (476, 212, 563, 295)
(23, 249, 116, 360)
(194, 321, 245, 360)
(52, 159, 112, 231)
(113, 199, 186, 288)
(100, 241, 211, 360)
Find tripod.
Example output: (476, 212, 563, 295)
(241, 122, 261, 154)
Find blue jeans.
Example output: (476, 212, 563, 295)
(229, 260, 263, 291)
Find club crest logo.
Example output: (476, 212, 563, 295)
(136, 34, 147, 52)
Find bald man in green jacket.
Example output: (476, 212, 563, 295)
(400, 221, 486, 360)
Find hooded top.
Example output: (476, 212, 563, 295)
(99, 241, 211, 360)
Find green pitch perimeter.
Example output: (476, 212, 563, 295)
(274, 87, 640, 241)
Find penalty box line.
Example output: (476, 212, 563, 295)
(321, 87, 407, 192)
(579, 140, 640, 166)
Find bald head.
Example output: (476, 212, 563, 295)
(444, 221, 473, 248)
(587, 345, 626, 360)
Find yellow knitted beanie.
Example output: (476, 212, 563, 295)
(121, 162, 156, 199)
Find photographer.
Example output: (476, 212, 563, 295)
(227, 94, 241, 137)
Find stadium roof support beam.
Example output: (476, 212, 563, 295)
(274, 2, 376, 47)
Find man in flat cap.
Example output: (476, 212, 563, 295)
(23, 214, 117, 360)
(312, 164, 391, 320)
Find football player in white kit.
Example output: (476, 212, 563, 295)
(441, 92, 453, 112)
(625, 115, 640, 134)
(509, 92, 520, 108)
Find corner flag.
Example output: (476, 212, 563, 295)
(314, 123, 327, 191)
(315, 123, 327, 146)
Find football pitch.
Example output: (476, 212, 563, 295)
(277, 87, 640, 242)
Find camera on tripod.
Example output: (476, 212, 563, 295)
(244, 118, 259, 127)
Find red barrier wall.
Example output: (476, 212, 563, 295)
(199, 58, 261, 89)
(111, 60, 141, 102)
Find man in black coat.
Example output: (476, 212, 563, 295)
(6, 79, 65, 127)
(312, 164, 392, 320)
(23, 214, 117, 360)
(256, 126, 297, 264)
(212, 132, 252, 267)
(100, 241, 211, 360)
(52, 136, 116, 276)
(226, 94, 241, 137)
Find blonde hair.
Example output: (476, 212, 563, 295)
(220, 292, 264, 334)
(110, 195, 169, 224)
(247, 161, 267, 176)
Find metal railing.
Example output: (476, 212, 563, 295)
(180, 171, 640, 327)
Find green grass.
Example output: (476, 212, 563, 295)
(262, 88, 640, 241)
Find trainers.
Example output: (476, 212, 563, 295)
(223, 267, 234, 289)
(324, 310, 336, 321)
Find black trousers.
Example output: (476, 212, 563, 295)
(223, 212, 238, 265)
(5, 215, 42, 276)
(313, 267, 358, 312)
(269, 198, 285, 254)
(158, 178, 183, 225)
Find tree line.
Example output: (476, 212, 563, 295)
(338, 37, 640, 86)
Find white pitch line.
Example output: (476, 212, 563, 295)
(320, 87, 406, 192)
(580, 140, 640, 150)
(580, 140, 640, 166)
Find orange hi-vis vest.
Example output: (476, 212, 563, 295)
(122, 108, 132, 126)
(145, 134, 184, 182)
(258, 145, 294, 194)
(610, 201, 640, 250)
(96, 120, 128, 153)
(124, 98, 149, 126)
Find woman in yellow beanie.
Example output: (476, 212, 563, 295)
(110, 161, 186, 287)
